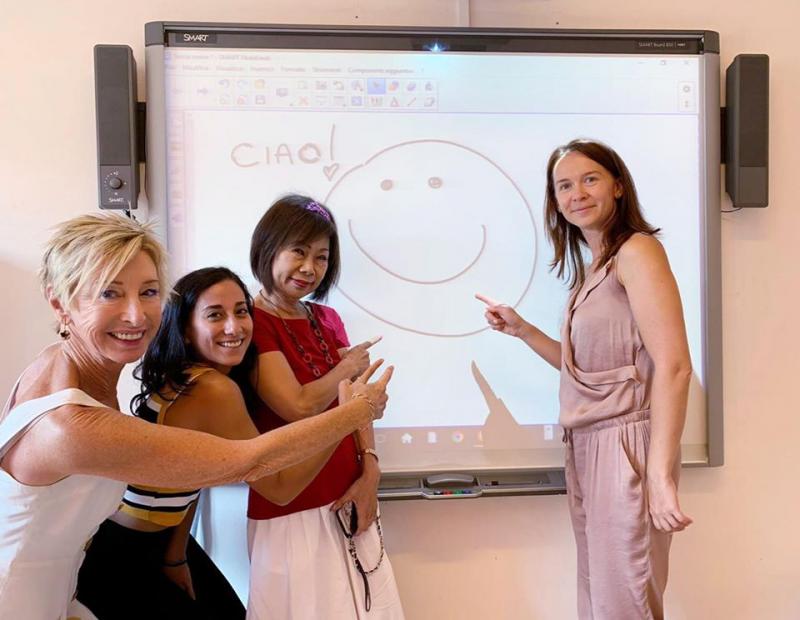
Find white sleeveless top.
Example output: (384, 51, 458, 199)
(0, 387, 127, 620)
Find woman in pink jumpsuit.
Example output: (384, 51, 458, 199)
(479, 139, 693, 619)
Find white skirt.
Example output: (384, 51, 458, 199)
(246, 502, 404, 620)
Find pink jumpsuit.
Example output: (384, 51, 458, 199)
(560, 257, 680, 620)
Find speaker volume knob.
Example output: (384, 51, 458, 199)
(108, 176, 123, 189)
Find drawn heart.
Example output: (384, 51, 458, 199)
(323, 163, 340, 181)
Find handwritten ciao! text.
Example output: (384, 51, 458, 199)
(230, 142, 323, 167)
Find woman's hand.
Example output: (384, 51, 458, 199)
(162, 562, 196, 600)
(340, 359, 393, 422)
(475, 293, 529, 338)
(331, 462, 380, 536)
(340, 337, 382, 379)
(647, 475, 693, 533)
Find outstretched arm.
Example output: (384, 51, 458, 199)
(9, 364, 392, 489)
(476, 293, 561, 369)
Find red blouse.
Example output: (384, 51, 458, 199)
(247, 303, 361, 520)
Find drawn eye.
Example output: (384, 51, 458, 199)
(428, 177, 443, 189)
(380, 179, 394, 191)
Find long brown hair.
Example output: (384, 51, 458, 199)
(544, 139, 659, 290)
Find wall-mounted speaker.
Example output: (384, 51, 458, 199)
(724, 54, 769, 208)
(94, 45, 140, 210)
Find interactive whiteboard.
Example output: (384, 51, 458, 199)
(145, 24, 722, 493)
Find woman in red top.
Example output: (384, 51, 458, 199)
(247, 194, 404, 619)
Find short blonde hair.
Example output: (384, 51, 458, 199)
(40, 213, 167, 308)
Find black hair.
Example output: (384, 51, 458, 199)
(131, 266, 258, 419)
(250, 194, 340, 301)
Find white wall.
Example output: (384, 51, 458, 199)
(2, 1, 798, 618)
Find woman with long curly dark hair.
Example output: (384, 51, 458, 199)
(77, 266, 391, 619)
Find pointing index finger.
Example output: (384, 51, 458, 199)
(375, 365, 394, 388)
(363, 335, 382, 349)
(353, 336, 382, 351)
(357, 358, 384, 383)
(475, 293, 501, 307)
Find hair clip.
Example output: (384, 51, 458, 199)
(304, 201, 332, 222)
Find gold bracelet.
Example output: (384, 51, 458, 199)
(352, 392, 377, 420)
(359, 448, 380, 463)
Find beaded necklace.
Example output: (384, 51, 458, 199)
(259, 292, 336, 378)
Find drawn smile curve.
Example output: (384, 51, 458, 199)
(348, 219, 487, 285)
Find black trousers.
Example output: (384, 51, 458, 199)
(77, 519, 245, 620)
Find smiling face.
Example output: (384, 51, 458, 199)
(184, 279, 253, 374)
(552, 151, 622, 234)
(340, 145, 487, 285)
(66, 250, 162, 365)
(271, 236, 331, 303)
(325, 140, 536, 337)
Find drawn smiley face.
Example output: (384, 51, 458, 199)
(325, 140, 537, 337)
